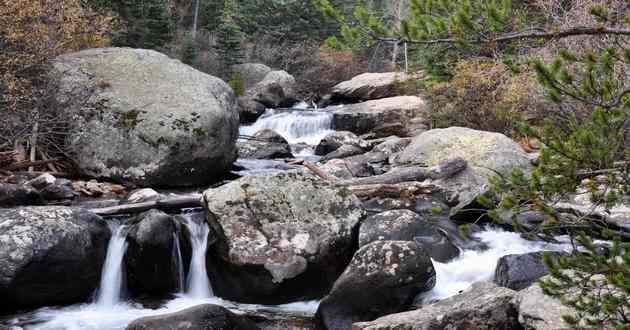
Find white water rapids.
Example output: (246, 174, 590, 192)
(3, 225, 570, 330)
(94, 223, 129, 308)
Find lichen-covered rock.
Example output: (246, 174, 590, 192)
(51, 47, 239, 187)
(125, 210, 180, 297)
(359, 210, 459, 263)
(202, 171, 365, 303)
(237, 129, 293, 159)
(127, 304, 259, 330)
(316, 241, 435, 330)
(331, 72, 418, 102)
(353, 282, 520, 330)
(395, 127, 532, 213)
(234, 63, 273, 90)
(0, 206, 110, 312)
(515, 281, 576, 330)
(325, 96, 427, 136)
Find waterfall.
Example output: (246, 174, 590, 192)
(180, 214, 213, 299)
(95, 222, 129, 307)
(240, 109, 334, 146)
(172, 232, 185, 294)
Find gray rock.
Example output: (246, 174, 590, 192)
(125, 210, 179, 297)
(515, 281, 576, 330)
(238, 96, 267, 124)
(0, 183, 41, 206)
(331, 72, 417, 102)
(50, 47, 239, 187)
(202, 172, 365, 303)
(0, 206, 110, 312)
(25, 173, 56, 190)
(237, 129, 293, 159)
(395, 127, 532, 214)
(353, 282, 520, 330)
(494, 251, 565, 291)
(316, 241, 435, 330)
(234, 63, 273, 90)
(246, 70, 297, 108)
(372, 137, 411, 156)
(126, 188, 161, 203)
(324, 96, 427, 137)
(359, 210, 459, 262)
(321, 144, 365, 161)
(127, 304, 259, 330)
(315, 131, 370, 156)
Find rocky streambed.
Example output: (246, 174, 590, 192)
(1, 48, 623, 330)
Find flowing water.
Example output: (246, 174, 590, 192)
(4, 225, 570, 330)
(239, 109, 334, 149)
(180, 213, 213, 299)
(95, 223, 129, 307)
(172, 232, 185, 294)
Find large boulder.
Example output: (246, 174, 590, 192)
(353, 282, 521, 330)
(316, 241, 435, 330)
(0, 207, 110, 312)
(238, 96, 267, 124)
(494, 251, 565, 291)
(127, 304, 259, 330)
(358, 210, 459, 263)
(246, 70, 298, 109)
(331, 72, 418, 102)
(324, 96, 427, 137)
(0, 183, 42, 206)
(395, 127, 533, 213)
(50, 47, 239, 187)
(514, 281, 577, 330)
(125, 210, 180, 298)
(233, 63, 273, 90)
(237, 129, 293, 159)
(202, 171, 365, 303)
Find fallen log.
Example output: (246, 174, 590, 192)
(89, 194, 203, 216)
(347, 181, 436, 198)
(3, 159, 60, 171)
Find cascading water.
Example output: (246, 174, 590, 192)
(239, 109, 334, 147)
(180, 213, 213, 299)
(172, 232, 185, 294)
(95, 222, 129, 307)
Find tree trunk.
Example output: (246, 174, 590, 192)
(89, 194, 203, 216)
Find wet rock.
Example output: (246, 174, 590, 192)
(331, 72, 419, 102)
(39, 180, 76, 201)
(126, 188, 161, 203)
(246, 310, 318, 330)
(238, 129, 292, 160)
(238, 96, 267, 124)
(395, 127, 532, 214)
(494, 251, 566, 291)
(127, 304, 259, 330)
(202, 171, 365, 304)
(515, 281, 576, 330)
(24, 173, 56, 190)
(0, 183, 41, 206)
(324, 96, 427, 137)
(0, 206, 110, 312)
(125, 210, 179, 297)
(51, 47, 239, 187)
(359, 210, 459, 262)
(316, 241, 435, 330)
(315, 131, 370, 156)
(353, 282, 520, 330)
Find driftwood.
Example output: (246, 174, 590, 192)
(347, 181, 436, 198)
(89, 194, 203, 216)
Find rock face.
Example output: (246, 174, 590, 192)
(0, 207, 110, 312)
(494, 251, 564, 291)
(515, 282, 576, 330)
(202, 172, 365, 303)
(324, 96, 427, 137)
(125, 210, 179, 297)
(234, 63, 273, 90)
(331, 72, 416, 102)
(395, 127, 532, 213)
(127, 304, 260, 330)
(315, 131, 370, 156)
(238, 129, 293, 159)
(353, 282, 521, 330)
(316, 241, 435, 330)
(51, 47, 239, 187)
(358, 210, 459, 263)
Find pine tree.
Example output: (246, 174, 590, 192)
(215, 0, 243, 78)
(114, 0, 173, 49)
(181, 33, 198, 65)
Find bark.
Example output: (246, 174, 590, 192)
(347, 181, 435, 198)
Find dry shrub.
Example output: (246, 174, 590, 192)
(428, 59, 549, 136)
